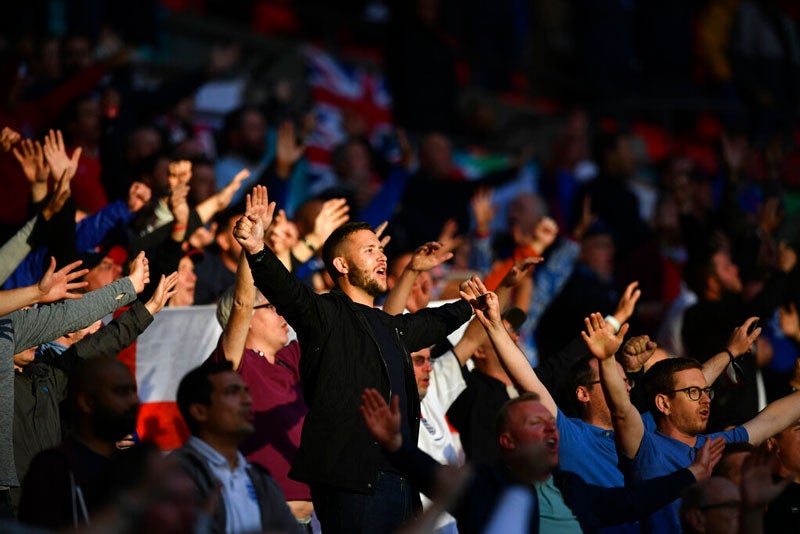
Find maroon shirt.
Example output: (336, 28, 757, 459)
(208, 337, 310, 500)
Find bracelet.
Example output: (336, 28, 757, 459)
(723, 348, 735, 363)
(172, 223, 187, 232)
(302, 237, 317, 253)
(604, 315, 621, 333)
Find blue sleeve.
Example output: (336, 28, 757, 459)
(75, 200, 134, 252)
(1, 248, 48, 290)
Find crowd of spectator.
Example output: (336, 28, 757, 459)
(1, 0, 800, 533)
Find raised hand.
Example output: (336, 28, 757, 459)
(189, 222, 218, 250)
(167, 160, 192, 189)
(144, 272, 179, 315)
(727, 317, 761, 357)
(309, 198, 350, 248)
(573, 196, 598, 241)
(779, 241, 797, 274)
(360, 389, 402, 452)
(37, 258, 89, 303)
(40, 167, 73, 221)
(266, 209, 298, 255)
(214, 168, 250, 210)
(499, 257, 542, 289)
(12, 140, 50, 202)
(275, 121, 306, 177)
(128, 251, 150, 294)
(531, 216, 559, 254)
(613, 281, 641, 325)
(436, 219, 463, 256)
(374, 221, 392, 248)
(470, 187, 494, 237)
(1, 126, 21, 151)
(42, 129, 81, 183)
(233, 192, 268, 255)
(581, 312, 629, 361)
(687, 436, 726, 481)
(459, 275, 489, 311)
(127, 181, 152, 213)
(408, 242, 454, 273)
(620, 335, 658, 373)
(740, 444, 790, 508)
(168, 181, 190, 226)
(249, 185, 276, 231)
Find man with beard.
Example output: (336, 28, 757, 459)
(682, 240, 797, 430)
(233, 186, 475, 533)
(17, 358, 141, 529)
(172, 361, 300, 534)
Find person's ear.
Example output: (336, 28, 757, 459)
(765, 436, 779, 454)
(473, 345, 487, 360)
(498, 431, 515, 450)
(684, 508, 706, 533)
(576, 386, 591, 404)
(189, 403, 208, 425)
(76, 392, 93, 415)
(655, 393, 671, 416)
(332, 256, 348, 276)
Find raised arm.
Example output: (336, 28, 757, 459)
(701, 316, 762, 385)
(0, 258, 88, 316)
(195, 168, 249, 223)
(383, 241, 454, 315)
(743, 389, 800, 445)
(10, 252, 148, 353)
(221, 252, 257, 371)
(582, 312, 643, 459)
(290, 197, 350, 264)
(463, 278, 558, 417)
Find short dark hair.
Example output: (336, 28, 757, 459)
(642, 357, 703, 418)
(494, 392, 541, 438)
(176, 361, 234, 435)
(559, 356, 596, 418)
(322, 221, 375, 280)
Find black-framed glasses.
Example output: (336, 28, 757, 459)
(584, 378, 629, 387)
(669, 386, 714, 401)
(253, 302, 275, 310)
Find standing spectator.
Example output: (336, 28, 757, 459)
(233, 186, 475, 533)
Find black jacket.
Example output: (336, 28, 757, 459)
(247, 247, 472, 493)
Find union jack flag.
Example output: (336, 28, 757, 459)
(302, 45, 396, 190)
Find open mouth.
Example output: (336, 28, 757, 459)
(545, 438, 557, 450)
(376, 266, 386, 277)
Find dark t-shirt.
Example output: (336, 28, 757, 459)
(360, 305, 413, 453)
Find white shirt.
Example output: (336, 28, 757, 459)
(186, 436, 262, 534)
(418, 350, 468, 532)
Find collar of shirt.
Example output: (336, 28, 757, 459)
(186, 436, 248, 474)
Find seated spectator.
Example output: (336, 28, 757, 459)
(18, 357, 141, 528)
(173, 361, 300, 534)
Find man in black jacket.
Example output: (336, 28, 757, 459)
(233, 185, 475, 533)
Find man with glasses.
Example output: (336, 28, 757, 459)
(584, 314, 800, 534)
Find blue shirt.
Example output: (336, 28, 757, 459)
(631, 425, 749, 534)
(557, 409, 657, 534)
